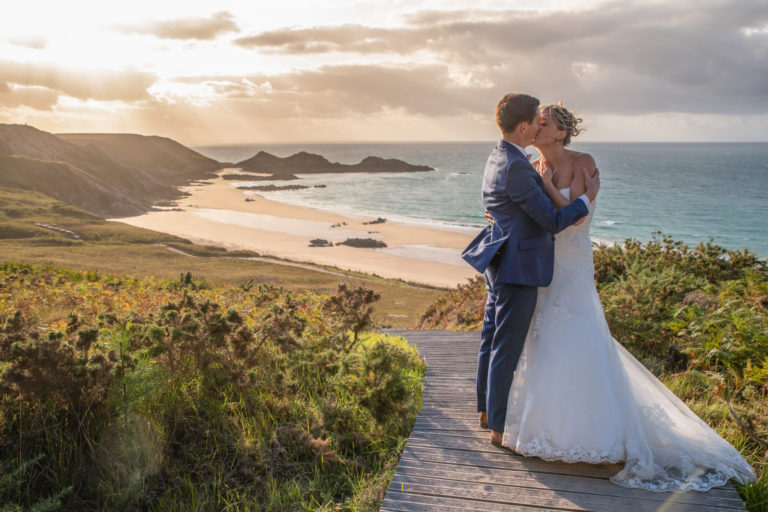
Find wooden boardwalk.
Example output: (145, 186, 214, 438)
(380, 329, 745, 512)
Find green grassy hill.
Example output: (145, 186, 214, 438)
(0, 124, 222, 218)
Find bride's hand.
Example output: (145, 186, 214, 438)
(539, 163, 556, 184)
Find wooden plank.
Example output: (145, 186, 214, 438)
(403, 437, 739, 501)
(382, 491, 556, 512)
(411, 428, 489, 440)
(389, 474, 736, 512)
(413, 417, 485, 430)
(416, 408, 479, 415)
(417, 407, 478, 414)
(393, 460, 743, 507)
(401, 444, 622, 479)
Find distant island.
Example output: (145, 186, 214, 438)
(234, 151, 434, 180)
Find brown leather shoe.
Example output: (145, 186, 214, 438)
(490, 430, 503, 446)
(479, 412, 488, 429)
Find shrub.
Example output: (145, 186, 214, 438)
(0, 264, 424, 511)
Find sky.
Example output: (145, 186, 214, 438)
(1, 0, 767, 145)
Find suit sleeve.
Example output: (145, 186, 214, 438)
(505, 161, 589, 234)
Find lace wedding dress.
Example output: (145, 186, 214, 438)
(501, 188, 756, 492)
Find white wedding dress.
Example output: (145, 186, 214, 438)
(501, 188, 756, 492)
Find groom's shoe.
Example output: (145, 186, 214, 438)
(479, 412, 488, 429)
(490, 430, 503, 446)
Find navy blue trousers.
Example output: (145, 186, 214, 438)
(477, 266, 538, 433)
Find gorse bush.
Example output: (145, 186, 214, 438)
(419, 234, 768, 511)
(0, 263, 425, 511)
(416, 274, 486, 330)
(593, 233, 767, 375)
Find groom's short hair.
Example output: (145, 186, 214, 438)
(496, 93, 540, 134)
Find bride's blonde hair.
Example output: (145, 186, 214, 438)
(540, 102, 583, 146)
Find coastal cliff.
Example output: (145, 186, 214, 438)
(0, 125, 222, 218)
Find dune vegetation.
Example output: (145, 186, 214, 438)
(0, 262, 425, 511)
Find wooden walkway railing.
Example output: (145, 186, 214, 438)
(380, 329, 746, 512)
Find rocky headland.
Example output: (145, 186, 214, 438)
(234, 151, 434, 180)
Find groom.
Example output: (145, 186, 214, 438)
(463, 93, 600, 446)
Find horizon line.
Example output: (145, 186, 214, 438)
(191, 139, 768, 147)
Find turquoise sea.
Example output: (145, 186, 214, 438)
(195, 142, 768, 258)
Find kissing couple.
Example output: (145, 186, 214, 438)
(462, 93, 755, 492)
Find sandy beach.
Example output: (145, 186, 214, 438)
(111, 170, 479, 288)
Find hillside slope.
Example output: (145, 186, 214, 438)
(0, 125, 222, 217)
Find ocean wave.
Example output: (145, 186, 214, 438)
(598, 220, 617, 227)
(590, 236, 619, 247)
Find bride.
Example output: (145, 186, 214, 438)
(500, 103, 756, 492)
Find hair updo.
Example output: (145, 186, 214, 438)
(540, 102, 583, 146)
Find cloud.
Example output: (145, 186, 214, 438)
(0, 60, 155, 105)
(7, 36, 46, 49)
(3, 1, 766, 142)
(168, 63, 496, 120)
(235, 24, 421, 55)
(232, 0, 768, 116)
(117, 11, 239, 40)
(0, 85, 59, 110)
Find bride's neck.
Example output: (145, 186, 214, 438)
(537, 144, 567, 168)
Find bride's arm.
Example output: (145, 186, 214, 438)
(567, 154, 597, 226)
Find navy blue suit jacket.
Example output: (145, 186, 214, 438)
(463, 139, 589, 287)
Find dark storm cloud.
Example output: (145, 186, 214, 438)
(232, 0, 768, 115)
(117, 11, 239, 40)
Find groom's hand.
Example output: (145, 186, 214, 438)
(485, 209, 494, 226)
(584, 167, 600, 203)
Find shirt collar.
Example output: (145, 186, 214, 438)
(498, 139, 528, 160)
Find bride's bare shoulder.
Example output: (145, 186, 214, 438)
(571, 151, 597, 175)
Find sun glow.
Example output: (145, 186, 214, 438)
(1, 0, 765, 143)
